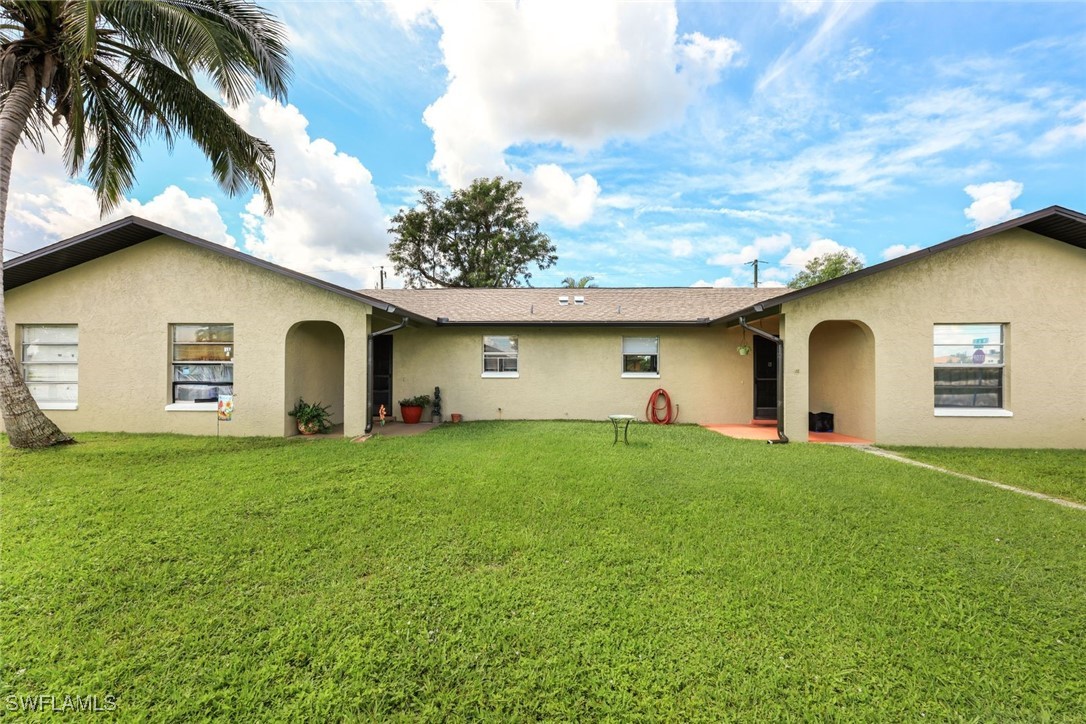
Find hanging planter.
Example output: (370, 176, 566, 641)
(737, 328, 751, 356)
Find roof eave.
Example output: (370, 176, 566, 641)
(4, 216, 436, 325)
(434, 319, 716, 327)
(709, 205, 1086, 325)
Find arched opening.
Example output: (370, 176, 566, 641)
(284, 321, 345, 436)
(808, 320, 875, 441)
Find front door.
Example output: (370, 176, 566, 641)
(753, 335, 777, 420)
(372, 335, 393, 418)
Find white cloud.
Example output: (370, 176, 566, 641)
(881, 243, 922, 260)
(233, 96, 393, 289)
(782, 0, 824, 21)
(758, 1, 873, 92)
(690, 275, 783, 289)
(679, 82, 1053, 224)
(671, 239, 694, 258)
(690, 275, 737, 288)
(519, 164, 601, 227)
(1031, 100, 1086, 155)
(707, 232, 792, 266)
(779, 237, 864, 270)
(5, 140, 236, 257)
(418, 0, 739, 226)
(6, 95, 396, 289)
(963, 180, 1024, 230)
(834, 43, 873, 82)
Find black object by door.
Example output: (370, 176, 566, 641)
(372, 335, 393, 417)
(753, 335, 777, 420)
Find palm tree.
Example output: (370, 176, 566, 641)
(561, 275, 598, 288)
(0, 1, 290, 448)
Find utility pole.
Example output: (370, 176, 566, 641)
(375, 266, 386, 289)
(746, 259, 762, 288)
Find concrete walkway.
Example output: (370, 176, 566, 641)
(859, 446, 1086, 511)
(352, 420, 440, 442)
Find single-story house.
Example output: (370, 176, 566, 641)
(4, 206, 1085, 447)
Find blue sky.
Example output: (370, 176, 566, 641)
(6, 1, 1085, 289)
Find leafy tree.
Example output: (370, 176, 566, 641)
(787, 251, 864, 289)
(389, 177, 556, 288)
(0, 1, 290, 448)
(561, 275, 597, 288)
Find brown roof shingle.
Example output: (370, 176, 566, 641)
(363, 287, 787, 324)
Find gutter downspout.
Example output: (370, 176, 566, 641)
(738, 316, 788, 444)
(365, 317, 409, 434)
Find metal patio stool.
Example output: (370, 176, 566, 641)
(609, 414, 636, 446)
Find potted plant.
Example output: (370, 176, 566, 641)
(737, 344, 751, 356)
(398, 394, 431, 425)
(288, 398, 333, 435)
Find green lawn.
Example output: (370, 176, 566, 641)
(884, 446, 1086, 505)
(3, 423, 1084, 720)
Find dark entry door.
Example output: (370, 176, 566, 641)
(753, 335, 777, 420)
(372, 335, 393, 417)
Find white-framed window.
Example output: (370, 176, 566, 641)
(171, 324, 234, 404)
(482, 335, 518, 378)
(933, 323, 1008, 415)
(20, 324, 78, 409)
(622, 336, 659, 378)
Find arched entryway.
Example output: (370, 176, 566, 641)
(284, 321, 345, 436)
(808, 320, 875, 440)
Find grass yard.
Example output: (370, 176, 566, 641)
(3, 422, 1085, 720)
(883, 446, 1086, 505)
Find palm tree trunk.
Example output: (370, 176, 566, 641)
(0, 77, 74, 448)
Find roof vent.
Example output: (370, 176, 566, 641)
(573, 295, 585, 305)
(558, 295, 569, 305)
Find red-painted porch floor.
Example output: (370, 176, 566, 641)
(702, 423, 871, 445)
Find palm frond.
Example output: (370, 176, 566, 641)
(81, 66, 141, 211)
(99, 0, 289, 105)
(1, 0, 289, 213)
(125, 50, 275, 210)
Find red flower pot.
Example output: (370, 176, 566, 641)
(400, 404, 424, 424)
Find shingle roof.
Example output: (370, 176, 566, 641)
(363, 287, 787, 325)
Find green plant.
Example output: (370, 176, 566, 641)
(398, 394, 432, 408)
(287, 398, 333, 433)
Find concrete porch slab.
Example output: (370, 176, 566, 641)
(702, 424, 871, 445)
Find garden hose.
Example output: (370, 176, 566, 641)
(646, 388, 677, 425)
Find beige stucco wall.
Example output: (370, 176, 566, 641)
(390, 324, 763, 424)
(5, 236, 371, 437)
(781, 229, 1086, 447)
(808, 320, 876, 440)
(284, 321, 346, 434)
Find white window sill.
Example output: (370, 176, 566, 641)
(165, 402, 218, 412)
(934, 408, 1013, 418)
(622, 372, 660, 379)
(481, 372, 519, 379)
(38, 402, 78, 411)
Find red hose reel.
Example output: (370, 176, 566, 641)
(645, 388, 678, 425)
